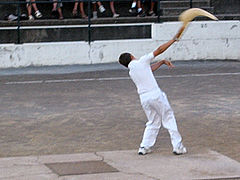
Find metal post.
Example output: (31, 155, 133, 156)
(17, 0, 21, 44)
(157, 0, 161, 23)
(190, 0, 192, 8)
(87, 0, 91, 44)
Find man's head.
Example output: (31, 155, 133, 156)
(118, 52, 132, 68)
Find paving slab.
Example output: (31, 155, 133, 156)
(0, 156, 38, 168)
(0, 149, 240, 180)
(0, 164, 52, 179)
(99, 150, 240, 180)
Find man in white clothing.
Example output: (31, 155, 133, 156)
(118, 26, 187, 155)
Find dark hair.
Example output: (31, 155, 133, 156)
(118, 53, 132, 68)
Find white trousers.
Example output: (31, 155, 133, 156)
(140, 89, 182, 150)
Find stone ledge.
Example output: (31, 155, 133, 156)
(0, 17, 159, 27)
(1, 13, 240, 27)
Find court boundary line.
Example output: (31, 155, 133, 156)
(3, 72, 240, 85)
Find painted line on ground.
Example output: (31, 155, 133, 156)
(3, 72, 240, 85)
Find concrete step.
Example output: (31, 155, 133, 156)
(215, 14, 240, 21)
(160, 13, 240, 21)
(161, 6, 214, 16)
(160, 0, 210, 8)
(158, 15, 217, 22)
(1, 13, 240, 28)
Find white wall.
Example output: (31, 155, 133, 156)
(0, 21, 239, 68)
(152, 21, 240, 61)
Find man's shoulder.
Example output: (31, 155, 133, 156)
(128, 60, 138, 68)
(139, 52, 154, 62)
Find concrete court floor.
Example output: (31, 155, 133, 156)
(0, 60, 239, 163)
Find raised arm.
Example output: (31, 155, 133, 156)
(153, 25, 185, 57)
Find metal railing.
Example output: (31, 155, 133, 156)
(0, 0, 194, 44)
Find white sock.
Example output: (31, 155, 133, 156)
(138, 8, 142, 13)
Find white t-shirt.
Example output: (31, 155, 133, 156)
(128, 52, 159, 96)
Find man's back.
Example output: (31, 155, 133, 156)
(128, 52, 159, 95)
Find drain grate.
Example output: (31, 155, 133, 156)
(45, 160, 119, 176)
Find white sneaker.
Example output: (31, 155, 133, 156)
(35, 10, 42, 18)
(28, 15, 34, 20)
(131, 2, 136, 9)
(173, 145, 187, 155)
(138, 147, 152, 155)
(99, 5, 106, 13)
(8, 14, 18, 21)
(113, 13, 119, 18)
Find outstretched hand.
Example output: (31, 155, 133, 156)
(163, 60, 175, 69)
(153, 25, 186, 58)
(173, 25, 185, 41)
(151, 59, 174, 72)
